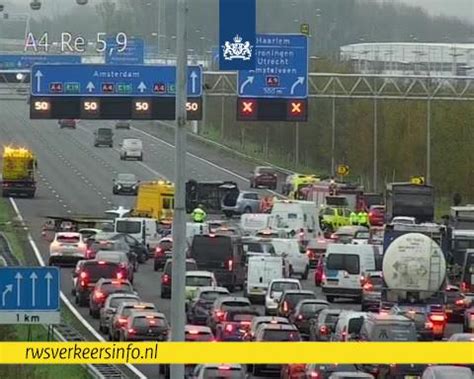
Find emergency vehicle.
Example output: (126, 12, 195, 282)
(131, 180, 175, 221)
(302, 180, 366, 212)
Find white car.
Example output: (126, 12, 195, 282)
(185, 271, 218, 301)
(352, 230, 370, 245)
(265, 278, 302, 315)
(49, 232, 87, 266)
(391, 216, 416, 225)
(119, 138, 143, 161)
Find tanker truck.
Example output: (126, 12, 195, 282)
(382, 232, 447, 303)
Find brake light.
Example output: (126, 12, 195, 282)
(188, 330, 199, 335)
(149, 320, 156, 325)
(155, 248, 164, 257)
(94, 290, 104, 300)
(128, 328, 135, 334)
(297, 314, 304, 320)
(270, 320, 278, 324)
(228, 259, 233, 271)
(330, 233, 337, 239)
(461, 282, 468, 292)
(80, 280, 86, 287)
(98, 261, 106, 265)
(116, 271, 124, 280)
(225, 324, 233, 333)
(455, 299, 465, 306)
(369, 212, 373, 217)
(240, 321, 251, 326)
(86, 249, 92, 258)
(162, 274, 170, 284)
(79, 271, 87, 279)
(342, 330, 347, 341)
(216, 311, 225, 320)
(310, 372, 320, 379)
(283, 301, 288, 313)
(218, 366, 230, 370)
(363, 282, 373, 291)
(118, 317, 127, 324)
(429, 314, 445, 322)
(319, 325, 328, 335)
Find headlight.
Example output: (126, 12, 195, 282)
(116, 184, 122, 189)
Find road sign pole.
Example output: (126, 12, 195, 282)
(331, 96, 336, 175)
(426, 98, 431, 185)
(295, 122, 300, 168)
(170, 0, 187, 378)
(373, 96, 378, 192)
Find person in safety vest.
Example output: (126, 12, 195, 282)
(192, 204, 207, 223)
(357, 210, 368, 227)
(349, 211, 358, 226)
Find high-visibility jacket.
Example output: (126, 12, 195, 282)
(350, 212, 358, 225)
(358, 211, 368, 225)
(191, 207, 207, 223)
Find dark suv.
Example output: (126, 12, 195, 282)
(277, 290, 317, 318)
(73, 260, 123, 306)
(112, 173, 139, 195)
(94, 128, 113, 147)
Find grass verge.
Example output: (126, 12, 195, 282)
(0, 198, 90, 379)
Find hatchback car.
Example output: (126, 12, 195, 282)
(89, 278, 134, 318)
(49, 232, 87, 266)
(119, 312, 169, 341)
(115, 120, 131, 129)
(58, 119, 76, 128)
(277, 290, 317, 318)
(99, 293, 140, 334)
(113, 173, 139, 195)
(161, 258, 198, 298)
(186, 286, 230, 325)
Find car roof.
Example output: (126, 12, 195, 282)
(270, 278, 301, 284)
(84, 259, 118, 267)
(297, 299, 329, 305)
(97, 278, 130, 285)
(283, 290, 315, 295)
(252, 316, 289, 324)
(259, 323, 298, 331)
(218, 296, 250, 303)
(119, 302, 155, 309)
(186, 270, 214, 277)
(449, 333, 474, 341)
(197, 286, 229, 293)
(107, 293, 139, 300)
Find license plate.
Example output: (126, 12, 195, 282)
(433, 325, 443, 334)
(404, 376, 420, 379)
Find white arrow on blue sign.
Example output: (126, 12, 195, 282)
(0, 267, 60, 311)
(238, 34, 308, 99)
(31, 64, 203, 97)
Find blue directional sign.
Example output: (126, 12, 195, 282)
(31, 64, 203, 97)
(238, 34, 308, 98)
(0, 267, 60, 324)
(0, 54, 81, 70)
(105, 37, 144, 65)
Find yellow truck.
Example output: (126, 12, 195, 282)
(2, 147, 37, 198)
(131, 180, 175, 221)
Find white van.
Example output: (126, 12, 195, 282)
(322, 244, 378, 302)
(240, 214, 271, 236)
(114, 217, 159, 252)
(120, 138, 143, 161)
(271, 238, 309, 279)
(270, 200, 320, 243)
(332, 310, 367, 342)
(186, 222, 206, 246)
(245, 255, 284, 302)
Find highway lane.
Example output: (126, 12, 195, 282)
(0, 101, 463, 378)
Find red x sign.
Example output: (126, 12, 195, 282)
(242, 101, 254, 113)
(291, 101, 302, 113)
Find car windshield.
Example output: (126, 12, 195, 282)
(270, 282, 300, 292)
(57, 235, 80, 243)
(84, 263, 119, 282)
(95, 252, 125, 263)
(159, 240, 173, 251)
(200, 291, 227, 302)
(300, 302, 329, 315)
(257, 167, 275, 174)
(101, 283, 132, 294)
(132, 316, 167, 328)
(109, 297, 138, 308)
(116, 221, 141, 234)
(185, 331, 214, 341)
(222, 302, 249, 309)
(262, 329, 300, 341)
(117, 174, 136, 182)
(285, 293, 316, 306)
(186, 276, 213, 287)
(230, 313, 256, 322)
(355, 231, 370, 239)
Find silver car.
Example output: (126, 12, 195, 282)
(99, 293, 140, 334)
(222, 191, 260, 217)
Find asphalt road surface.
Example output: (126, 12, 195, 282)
(0, 101, 462, 379)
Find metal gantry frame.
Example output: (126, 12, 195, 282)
(202, 71, 474, 191)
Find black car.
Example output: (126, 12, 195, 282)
(186, 287, 230, 325)
(161, 259, 198, 298)
(113, 173, 139, 195)
(288, 299, 329, 338)
(94, 128, 113, 147)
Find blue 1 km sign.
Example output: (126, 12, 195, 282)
(0, 267, 60, 325)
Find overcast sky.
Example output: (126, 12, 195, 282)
(6, 0, 474, 24)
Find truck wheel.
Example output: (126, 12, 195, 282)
(244, 207, 252, 214)
(326, 296, 335, 303)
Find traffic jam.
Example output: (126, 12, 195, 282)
(39, 160, 474, 378)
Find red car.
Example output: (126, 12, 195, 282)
(250, 166, 278, 190)
(314, 254, 325, 286)
(368, 205, 385, 226)
(58, 119, 77, 129)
